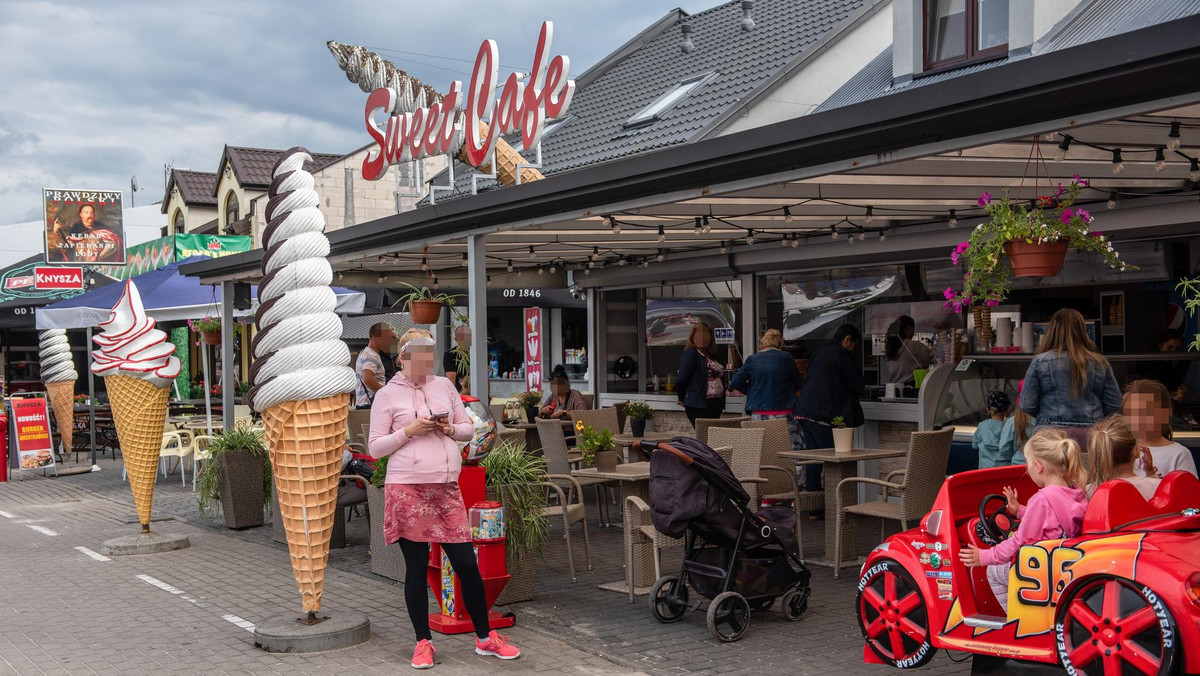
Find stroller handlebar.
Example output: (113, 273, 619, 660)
(636, 438, 692, 465)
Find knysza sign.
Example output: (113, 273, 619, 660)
(362, 21, 575, 181)
(34, 267, 84, 290)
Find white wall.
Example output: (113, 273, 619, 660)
(720, 4, 893, 134)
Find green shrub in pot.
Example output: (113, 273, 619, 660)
(481, 439, 548, 603)
(196, 426, 272, 529)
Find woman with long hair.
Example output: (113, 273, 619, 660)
(882, 315, 933, 385)
(675, 322, 727, 427)
(1018, 308, 1121, 446)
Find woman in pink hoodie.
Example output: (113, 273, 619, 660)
(369, 328, 521, 669)
(958, 428, 1089, 612)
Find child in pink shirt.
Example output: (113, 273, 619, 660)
(959, 428, 1089, 612)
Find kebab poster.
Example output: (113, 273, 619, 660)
(44, 189, 126, 264)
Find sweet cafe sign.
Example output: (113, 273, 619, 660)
(361, 21, 575, 181)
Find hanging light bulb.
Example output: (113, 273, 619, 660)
(1167, 121, 1182, 151)
(719, 241, 728, 254)
(857, 230, 866, 241)
(506, 259, 514, 272)
(694, 217, 702, 236)
(1191, 157, 1200, 183)
(657, 225, 666, 243)
(830, 225, 839, 240)
(745, 229, 755, 245)
(337, 271, 344, 281)
(1054, 135, 1073, 161)
(420, 261, 428, 272)
(656, 248, 665, 263)
(948, 209, 958, 228)
(864, 206, 874, 224)
(790, 236, 799, 248)
(537, 266, 544, 275)
(587, 259, 594, 268)
(1107, 192, 1117, 210)
(378, 272, 387, 283)
(781, 234, 790, 247)
(583, 267, 591, 275)
(432, 276, 439, 289)
(1043, 131, 1058, 142)
(618, 257, 627, 267)
(378, 255, 386, 264)
(879, 231, 887, 243)
(461, 252, 468, 267)
(1155, 147, 1167, 172)
(591, 246, 599, 260)
(549, 262, 557, 273)
(529, 245, 537, 259)
(847, 234, 855, 245)
(486, 275, 493, 286)
(516, 267, 522, 277)
(1111, 148, 1124, 174)
(701, 215, 712, 234)
(783, 206, 794, 224)
(611, 219, 621, 235)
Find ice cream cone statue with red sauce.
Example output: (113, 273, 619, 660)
(249, 147, 356, 619)
(90, 281, 181, 532)
(40, 329, 78, 460)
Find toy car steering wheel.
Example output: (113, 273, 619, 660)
(978, 494, 1020, 545)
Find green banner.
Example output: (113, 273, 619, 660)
(92, 234, 252, 280)
(174, 234, 252, 260)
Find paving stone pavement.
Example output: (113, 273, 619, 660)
(0, 458, 981, 675)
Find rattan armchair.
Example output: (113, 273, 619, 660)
(537, 418, 612, 526)
(624, 495, 680, 601)
(742, 419, 822, 560)
(347, 408, 372, 445)
(571, 408, 619, 435)
(708, 427, 766, 504)
(833, 427, 955, 577)
(542, 474, 592, 581)
(696, 416, 750, 445)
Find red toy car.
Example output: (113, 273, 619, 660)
(855, 464, 1200, 674)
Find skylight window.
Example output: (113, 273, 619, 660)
(624, 73, 714, 128)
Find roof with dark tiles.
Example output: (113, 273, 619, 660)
(162, 169, 218, 213)
(216, 146, 343, 194)
(422, 0, 876, 203)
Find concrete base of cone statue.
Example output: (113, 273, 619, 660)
(253, 610, 370, 653)
(100, 531, 191, 556)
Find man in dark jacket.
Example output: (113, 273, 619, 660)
(794, 323, 864, 494)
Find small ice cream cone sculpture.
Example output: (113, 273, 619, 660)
(250, 147, 356, 616)
(90, 281, 181, 532)
(39, 329, 78, 458)
(326, 41, 544, 187)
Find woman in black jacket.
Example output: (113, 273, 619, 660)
(675, 322, 726, 427)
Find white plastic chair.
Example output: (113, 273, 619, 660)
(192, 435, 215, 491)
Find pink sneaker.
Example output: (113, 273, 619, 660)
(475, 631, 521, 660)
(411, 639, 436, 669)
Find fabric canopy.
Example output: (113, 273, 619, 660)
(35, 256, 366, 329)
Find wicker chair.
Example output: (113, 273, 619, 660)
(696, 416, 750, 446)
(488, 404, 507, 425)
(581, 393, 595, 409)
(536, 418, 612, 526)
(347, 408, 372, 446)
(572, 408, 619, 435)
(742, 419, 822, 560)
(834, 427, 955, 577)
(707, 427, 766, 505)
(539, 474, 592, 581)
(624, 495, 679, 601)
(191, 434, 215, 492)
(496, 428, 525, 448)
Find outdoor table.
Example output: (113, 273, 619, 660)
(571, 462, 654, 596)
(611, 431, 678, 463)
(779, 447, 906, 569)
(503, 419, 575, 453)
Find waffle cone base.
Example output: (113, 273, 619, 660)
(262, 394, 349, 614)
(45, 380, 76, 457)
(106, 375, 170, 529)
(456, 122, 544, 186)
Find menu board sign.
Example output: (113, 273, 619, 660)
(11, 397, 55, 473)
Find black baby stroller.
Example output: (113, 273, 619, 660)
(638, 437, 811, 641)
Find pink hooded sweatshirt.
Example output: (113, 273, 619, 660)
(980, 484, 1089, 566)
(368, 373, 474, 485)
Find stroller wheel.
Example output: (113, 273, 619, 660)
(706, 592, 750, 642)
(747, 597, 774, 612)
(649, 576, 689, 623)
(781, 588, 809, 622)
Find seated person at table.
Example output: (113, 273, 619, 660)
(539, 367, 586, 419)
(974, 390, 1011, 469)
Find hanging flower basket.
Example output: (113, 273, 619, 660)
(408, 300, 444, 325)
(1004, 239, 1068, 278)
(201, 331, 222, 345)
(188, 316, 223, 345)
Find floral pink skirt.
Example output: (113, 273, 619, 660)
(383, 482, 471, 544)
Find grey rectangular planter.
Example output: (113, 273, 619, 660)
(219, 448, 264, 529)
(487, 485, 538, 605)
(367, 484, 406, 581)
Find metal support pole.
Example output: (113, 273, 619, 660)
(87, 327, 96, 467)
(466, 235, 488, 403)
(221, 281, 236, 431)
(202, 340, 213, 436)
(739, 273, 755, 367)
(586, 289, 597, 397)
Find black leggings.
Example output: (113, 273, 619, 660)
(685, 397, 726, 427)
(397, 538, 491, 641)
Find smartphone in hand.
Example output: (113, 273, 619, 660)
(430, 411, 449, 422)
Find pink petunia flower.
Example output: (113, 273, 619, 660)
(978, 192, 992, 207)
(1060, 208, 1074, 224)
(1055, 183, 1065, 198)
(984, 299, 1000, 307)
(944, 287, 957, 300)
(1072, 174, 1090, 187)
(1090, 230, 1103, 238)
(1076, 208, 1091, 222)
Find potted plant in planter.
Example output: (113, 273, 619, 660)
(515, 390, 542, 423)
(945, 177, 1135, 320)
(831, 416, 854, 455)
(481, 439, 548, 605)
(625, 400, 654, 436)
(361, 455, 409, 581)
(394, 283, 463, 325)
(576, 420, 617, 472)
(188, 315, 222, 345)
(196, 426, 272, 529)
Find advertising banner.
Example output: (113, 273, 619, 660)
(524, 308, 542, 393)
(43, 189, 125, 264)
(11, 397, 54, 472)
(34, 267, 84, 290)
(174, 234, 252, 260)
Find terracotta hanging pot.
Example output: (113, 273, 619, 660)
(201, 331, 221, 345)
(408, 300, 444, 324)
(1005, 240, 1068, 278)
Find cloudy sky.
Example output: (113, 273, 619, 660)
(0, 0, 712, 225)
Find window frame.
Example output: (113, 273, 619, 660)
(922, 0, 1008, 74)
(172, 208, 184, 234)
(223, 191, 240, 227)
(622, 72, 716, 130)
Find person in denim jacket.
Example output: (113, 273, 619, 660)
(731, 329, 804, 451)
(1019, 309, 1121, 443)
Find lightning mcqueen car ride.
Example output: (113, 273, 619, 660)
(856, 464, 1200, 675)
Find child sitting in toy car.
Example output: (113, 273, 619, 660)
(958, 428, 1089, 611)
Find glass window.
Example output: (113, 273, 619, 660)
(977, 0, 1009, 51)
(924, 0, 1008, 70)
(172, 208, 184, 234)
(625, 74, 713, 128)
(224, 191, 240, 227)
(926, 0, 966, 66)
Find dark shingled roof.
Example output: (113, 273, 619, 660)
(162, 169, 217, 213)
(423, 0, 875, 203)
(216, 146, 343, 193)
(816, 0, 1200, 113)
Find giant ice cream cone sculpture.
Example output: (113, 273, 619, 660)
(91, 281, 181, 531)
(39, 329, 78, 458)
(249, 147, 356, 616)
